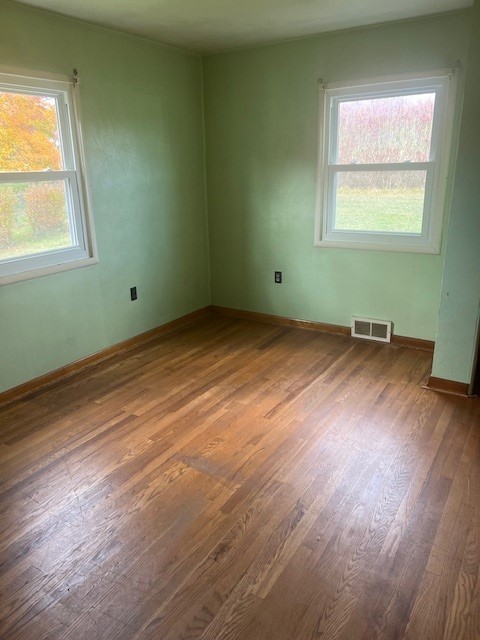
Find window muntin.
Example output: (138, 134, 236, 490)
(315, 72, 456, 253)
(0, 69, 96, 284)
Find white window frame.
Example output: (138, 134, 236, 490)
(314, 69, 458, 254)
(0, 66, 97, 285)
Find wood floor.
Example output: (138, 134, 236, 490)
(1, 316, 479, 640)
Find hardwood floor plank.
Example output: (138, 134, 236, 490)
(1, 316, 479, 639)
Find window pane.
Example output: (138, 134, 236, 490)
(0, 181, 73, 260)
(334, 170, 426, 233)
(337, 93, 436, 164)
(0, 91, 63, 172)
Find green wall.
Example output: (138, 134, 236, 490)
(0, 1, 210, 392)
(1, 3, 477, 394)
(431, 0, 480, 385)
(203, 12, 470, 340)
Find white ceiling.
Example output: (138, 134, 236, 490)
(20, 0, 472, 54)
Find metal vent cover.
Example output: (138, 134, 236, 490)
(352, 317, 392, 343)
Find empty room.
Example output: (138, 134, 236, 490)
(1, 0, 480, 638)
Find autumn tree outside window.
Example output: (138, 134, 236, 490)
(0, 68, 96, 285)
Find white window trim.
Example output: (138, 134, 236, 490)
(0, 65, 98, 286)
(314, 68, 458, 254)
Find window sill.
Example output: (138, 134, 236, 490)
(314, 238, 440, 254)
(0, 256, 99, 286)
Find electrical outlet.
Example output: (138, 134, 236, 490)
(274, 271, 282, 284)
(130, 286, 137, 301)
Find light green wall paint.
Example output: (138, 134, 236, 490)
(203, 13, 470, 340)
(0, 1, 210, 392)
(0, 3, 476, 394)
(432, 1, 480, 385)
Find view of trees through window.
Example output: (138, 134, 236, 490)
(0, 91, 72, 260)
(334, 93, 435, 233)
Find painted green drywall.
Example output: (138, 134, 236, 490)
(431, 1, 480, 385)
(0, 4, 476, 395)
(203, 12, 470, 340)
(0, 1, 209, 392)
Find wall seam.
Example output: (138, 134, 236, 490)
(200, 57, 212, 304)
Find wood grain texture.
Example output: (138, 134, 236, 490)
(390, 334, 435, 352)
(1, 315, 479, 640)
(0, 306, 212, 407)
(426, 376, 470, 397)
(212, 305, 435, 351)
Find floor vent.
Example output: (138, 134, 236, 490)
(352, 317, 392, 343)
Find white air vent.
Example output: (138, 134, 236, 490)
(352, 317, 392, 343)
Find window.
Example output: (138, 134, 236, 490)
(0, 67, 97, 284)
(315, 70, 457, 253)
